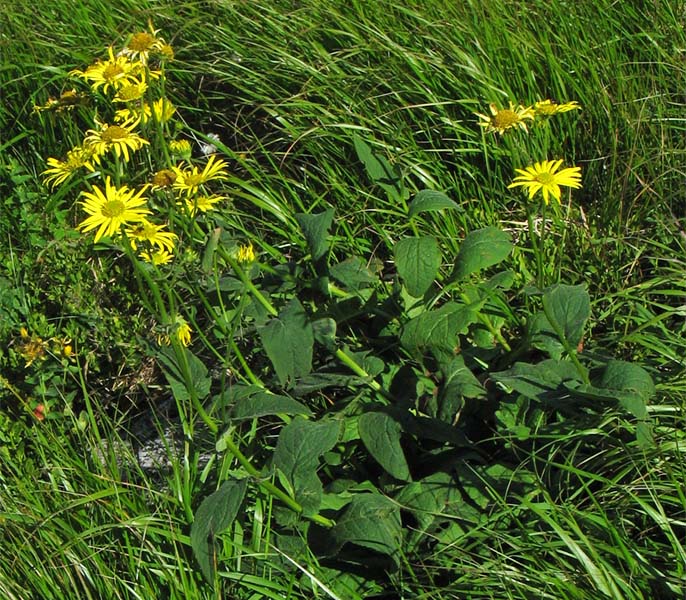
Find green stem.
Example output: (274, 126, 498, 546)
(527, 206, 544, 289)
(219, 247, 278, 317)
(335, 347, 393, 401)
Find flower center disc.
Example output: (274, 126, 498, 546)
(102, 126, 128, 142)
(494, 110, 519, 128)
(102, 64, 124, 81)
(102, 199, 126, 218)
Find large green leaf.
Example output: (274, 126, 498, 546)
(541, 284, 590, 348)
(358, 412, 411, 481)
(259, 299, 314, 386)
(295, 209, 334, 261)
(408, 190, 461, 217)
(157, 347, 211, 403)
(220, 385, 312, 420)
(394, 236, 442, 297)
(191, 479, 247, 584)
(453, 227, 512, 279)
(437, 354, 486, 423)
(273, 417, 340, 514)
(329, 256, 378, 291)
(332, 492, 402, 564)
(491, 359, 582, 402)
(400, 301, 480, 357)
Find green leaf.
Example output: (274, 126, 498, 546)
(529, 311, 565, 359)
(542, 284, 590, 348)
(259, 299, 314, 386)
(491, 360, 583, 401)
(295, 209, 334, 261)
(453, 226, 512, 279)
(312, 317, 337, 350)
(191, 479, 247, 584)
(353, 135, 405, 202)
(408, 190, 461, 217)
(329, 256, 378, 291)
(228, 388, 312, 420)
(157, 347, 211, 403)
(401, 301, 480, 357)
(358, 412, 411, 481)
(273, 417, 340, 514)
(332, 492, 402, 563)
(394, 236, 442, 297)
(437, 354, 485, 423)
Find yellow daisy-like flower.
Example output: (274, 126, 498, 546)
(508, 159, 582, 205)
(42, 145, 96, 189)
(476, 102, 535, 135)
(78, 177, 151, 242)
(533, 99, 581, 117)
(125, 219, 177, 253)
(84, 118, 149, 163)
(177, 194, 227, 216)
(70, 46, 141, 94)
(122, 25, 166, 64)
(172, 155, 229, 197)
(140, 248, 174, 266)
(113, 80, 148, 103)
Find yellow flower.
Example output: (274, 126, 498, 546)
(78, 177, 151, 242)
(476, 102, 535, 135)
(42, 145, 96, 189)
(33, 89, 89, 113)
(17, 328, 48, 367)
(151, 168, 177, 189)
(122, 25, 166, 64)
(508, 159, 582, 205)
(84, 118, 149, 163)
(125, 219, 177, 253)
(168, 139, 191, 158)
(140, 248, 174, 265)
(533, 99, 581, 117)
(113, 80, 148, 103)
(177, 194, 227, 216)
(172, 155, 229, 197)
(70, 46, 141, 94)
(114, 98, 176, 124)
(236, 242, 255, 264)
(157, 316, 191, 346)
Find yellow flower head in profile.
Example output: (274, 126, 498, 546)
(33, 89, 89, 113)
(84, 118, 149, 163)
(70, 47, 141, 94)
(533, 99, 581, 117)
(476, 102, 535, 135)
(236, 242, 256, 264)
(169, 139, 192, 159)
(114, 98, 176, 125)
(42, 145, 96, 189)
(125, 219, 177, 253)
(508, 159, 582, 205)
(172, 155, 229, 197)
(177, 194, 227, 216)
(157, 316, 191, 346)
(78, 177, 151, 242)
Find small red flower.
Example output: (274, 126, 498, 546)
(33, 404, 46, 421)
